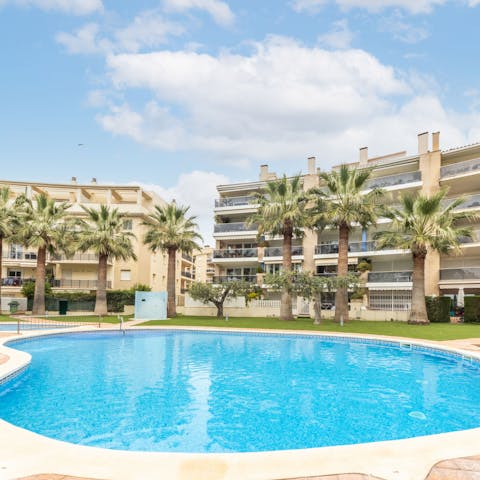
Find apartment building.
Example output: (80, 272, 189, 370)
(211, 131, 480, 312)
(1, 178, 196, 304)
(193, 246, 215, 284)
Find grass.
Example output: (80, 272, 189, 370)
(136, 316, 480, 341)
(0, 314, 133, 324)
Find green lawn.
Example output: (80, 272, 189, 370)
(136, 316, 480, 341)
(0, 314, 132, 324)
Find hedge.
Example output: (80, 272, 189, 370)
(464, 296, 480, 323)
(425, 296, 451, 323)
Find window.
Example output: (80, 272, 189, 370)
(120, 270, 131, 281)
(123, 219, 133, 230)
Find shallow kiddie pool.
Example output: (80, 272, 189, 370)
(1, 329, 480, 453)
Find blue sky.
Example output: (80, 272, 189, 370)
(1, 0, 480, 241)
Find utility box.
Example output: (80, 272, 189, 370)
(58, 300, 68, 315)
(134, 291, 167, 321)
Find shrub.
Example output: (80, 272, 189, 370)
(464, 296, 480, 323)
(425, 296, 451, 323)
(106, 290, 135, 312)
(130, 283, 151, 292)
(21, 280, 52, 299)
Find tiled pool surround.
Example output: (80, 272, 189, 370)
(1, 325, 480, 480)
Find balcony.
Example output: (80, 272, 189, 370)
(366, 171, 421, 190)
(459, 230, 480, 244)
(444, 195, 480, 211)
(181, 270, 194, 279)
(1, 277, 30, 287)
(212, 275, 257, 284)
(213, 248, 258, 259)
(51, 253, 100, 262)
(182, 253, 194, 263)
(213, 222, 258, 234)
(264, 246, 304, 257)
(441, 158, 480, 179)
(52, 279, 112, 289)
(440, 268, 480, 281)
(368, 271, 413, 283)
(315, 241, 405, 255)
(2, 252, 37, 261)
(215, 196, 258, 208)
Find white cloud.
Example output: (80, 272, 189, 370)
(163, 0, 234, 26)
(133, 171, 230, 245)
(292, 0, 447, 14)
(94, 35, 480, 171)
(0, 0, 103, 15)
(318, 19, 353, 49)
(380, 11, 429, 43)
(56, 11, 183, 55)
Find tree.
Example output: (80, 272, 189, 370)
(16, 194, 73, 315)
(316, 165, 383, 323)
(0, 187, 21, 304)
(78, 205, 137, 315)
(247, 175, 312, 321)
(376, 190, 476, 324)
(143, 202, 202, 317)
(188, 281, 252, 318)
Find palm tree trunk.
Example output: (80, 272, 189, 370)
(335, 222, 349, 322)
(95, 254, 108, 315)
(280, 227, 294, 321)
(167, 247, 177, 318)
(32, 246, 46, 316)
(409, 252, 429, 324)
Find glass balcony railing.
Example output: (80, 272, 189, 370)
(212, 275, 257, 284)
(440, 268, 480, 281)
(368, 271, 413, 283)
(459, 230, 480, 244)
(214, 222, 258, 233)
(213, 248, 258, 259)
(366, 171, 421, 189)
(51, 253, 100, 262)
(264, 246, 304, 257)
(315, 241, 403, 255)
(443, 195, 480, 211)
(215, 196, 258, 208)
(441, 158, 480, 179)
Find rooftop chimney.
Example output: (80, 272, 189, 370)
(359, 147, 368, 165)
(260, 164, 269, 181)
(91, 177, 97, 185)
(307, 156, 316, 175)
(432, 131, 440, 151)
(418, 132, 429, 155)
(71, 176, 77, 185)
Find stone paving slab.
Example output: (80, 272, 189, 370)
(17, 476, 103, 480)
(425, 455, 480, 480)
(281, 475, 385, 479)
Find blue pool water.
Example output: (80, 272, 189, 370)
(0, 323, 72, 331)
(1, 330, 480, 453)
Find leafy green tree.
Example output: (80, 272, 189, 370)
(248, 175, 312, 320)
(77, 205, 137, 315)
(188, 281, 253, 318)
(16, 194, 73, 315)
(21, 279, 52, 299)
(315, 165, 383, 322)
(376, 190, 476, 324)
(143, 202, 202, 317)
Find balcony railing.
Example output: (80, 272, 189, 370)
(213, 248, 258, 259)
(440, 268, 480, 281)
(1, 277, 30, 286)
(215, 196, 257, 208)
(368, 271, 413, 283)
(51, 253, 100, 262)
(315, 241, 404, 255)
(214, 222, 258, 233)
(52, 279, 112, 289)
(441, 158, 480, 179)
(212, 275, 257, 284)
(459, 230, 480, 244)
(182, 254, 194, 263)
(181, 271, 194, 279)
(366, 171, 421, 189)
(2, 252, 37, 261)
(444, 195, 480, 211)
(264, 246, 304, 257)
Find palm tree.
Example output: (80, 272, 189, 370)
(248, 175, 311, 321)
(17, 194, 72, 315)
(376, 190, 476, 324)
(78, 205, 137, 315)
(143, 202, 202, 317)
(317, 165, 383, 322)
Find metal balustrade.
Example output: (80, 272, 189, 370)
(443, 194, 480, 211)
(315, 241, 397, 255)
(213, 248, 258, 259)
(368, 271, 413, 283)
(181, 271, 194, 279)
(214, 222, 258, 233)
(1, 277, 29, 286)
(212, 275, 257, 284)
(215, 196, 257, 208)
(52, 279, 112, 289)
(182, 254, 194, 263)
(441, 158, 480, 178)
(2, 252, 37, 260)
(264, 246, 304, 257)
(51, 253, 100, 262)
(440, 268, 480, 280)
(367, 171, 421, 189)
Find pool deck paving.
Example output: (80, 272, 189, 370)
(3, 326, 480, 480)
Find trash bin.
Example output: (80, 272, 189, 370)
(58, 300, 68, 315)
(8, 301, 19, 314)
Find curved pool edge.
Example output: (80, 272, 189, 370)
(2, 325, 480, 480)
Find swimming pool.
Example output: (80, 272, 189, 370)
(0, 323, 73, 331)
(1, 329, 480, 453)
